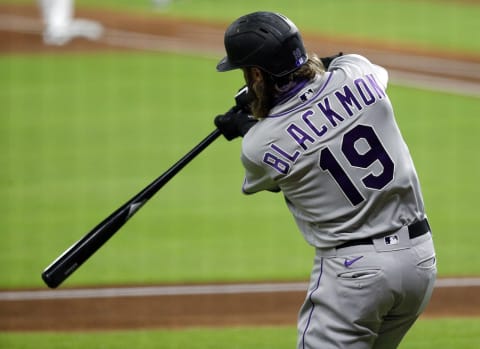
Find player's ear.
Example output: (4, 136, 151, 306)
(242, 67, 264, 85)
(250, 67, 263, 83)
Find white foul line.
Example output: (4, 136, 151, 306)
(0, 278, 479, 301)
(0, 282, 308, 301)
(390, 70, 480, 98)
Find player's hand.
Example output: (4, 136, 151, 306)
(214, 107, 257, 141)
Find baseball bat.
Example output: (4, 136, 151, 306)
(41, 128, 221, 288)
(41, 86, 249, 289)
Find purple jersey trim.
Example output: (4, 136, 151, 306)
(301, 257, 324, 349)
(273, 79, 309, 105)
(268, 72, 333, 118)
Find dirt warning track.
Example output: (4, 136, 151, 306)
(1, 279, 480, 331)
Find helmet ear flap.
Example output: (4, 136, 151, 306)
(216, 12, 308, 77)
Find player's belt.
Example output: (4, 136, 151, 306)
(337, 219, 431, 249)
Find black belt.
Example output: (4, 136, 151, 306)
(337, 219, 431, 249)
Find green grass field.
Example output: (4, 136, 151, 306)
(1, 0, 479, 348)
(1, 318, 480, 349)
(1, 52, 479, 288)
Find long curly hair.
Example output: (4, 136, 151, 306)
(244, 54, 325, 119)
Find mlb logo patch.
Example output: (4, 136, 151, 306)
(384, 234, 399, 245)
(300, 88, 314, 102)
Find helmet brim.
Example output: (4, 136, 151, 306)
(216, 56, 239, 72)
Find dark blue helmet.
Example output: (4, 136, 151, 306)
(216, 12, 308, 77)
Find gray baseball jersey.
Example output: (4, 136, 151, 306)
(241, 54, 426, 248)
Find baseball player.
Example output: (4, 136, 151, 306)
(214, 12, 437, 349)
(38, 0, 103, 45)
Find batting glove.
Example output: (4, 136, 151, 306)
(214, 107, 257, 141)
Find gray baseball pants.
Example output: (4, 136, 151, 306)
(298, 226, 436, 349)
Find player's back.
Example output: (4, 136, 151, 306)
(241, 54, 426, 247)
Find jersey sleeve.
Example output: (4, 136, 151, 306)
(241, 147, 280, 194)
(328, 54, 389, 88)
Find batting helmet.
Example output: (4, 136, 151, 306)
(216, 12, 308, 77)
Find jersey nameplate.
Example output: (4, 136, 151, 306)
(263, 73, 386, 176)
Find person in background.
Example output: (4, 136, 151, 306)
(38, 0, 103, 45)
